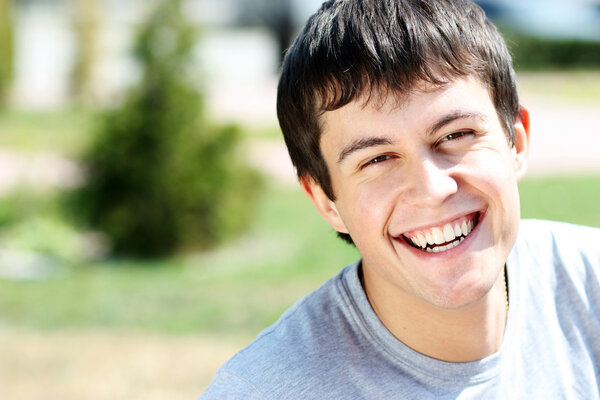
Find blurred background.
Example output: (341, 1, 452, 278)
(0, 0, 599, 398)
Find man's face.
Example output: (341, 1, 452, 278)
(303, 76, 529, 310)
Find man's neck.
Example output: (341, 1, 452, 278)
(361, 267, 508, 363)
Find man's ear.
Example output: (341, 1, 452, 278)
(300, 176, 349, 234)
(512, 106, 530, 182)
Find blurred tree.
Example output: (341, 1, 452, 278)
(71, 0, 262, 258)
(71, 0, 101, 106)
(0, 0, 14, 105)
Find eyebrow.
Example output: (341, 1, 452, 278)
(337, 136, 393, 164)
(425, 111, 486, 137)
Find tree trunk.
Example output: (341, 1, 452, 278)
(71, 0, 101, 106)
(0, 0, 14, 106)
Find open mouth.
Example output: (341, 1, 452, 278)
(401, 212, 481, 253)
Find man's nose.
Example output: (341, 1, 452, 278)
(401, 158, 458, 207)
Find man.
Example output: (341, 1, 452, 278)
(201, 0, 600, 398)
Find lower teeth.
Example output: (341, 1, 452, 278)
(425, 236, 465, 253)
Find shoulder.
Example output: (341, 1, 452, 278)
(518, 218, 600, 239)
(202, 263, 361, 398)
(516, 219, 600, 261)
(200, 370, 266, 399)
(513, 219, 600, 302)
(507, 222, 600, 395)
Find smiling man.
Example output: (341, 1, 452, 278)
(201, 0, 600, 398)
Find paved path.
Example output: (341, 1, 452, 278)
(0, 149, 82, 194)
(525, 101, 600, 175)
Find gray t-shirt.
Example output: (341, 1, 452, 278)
(201, 220, 600, 399)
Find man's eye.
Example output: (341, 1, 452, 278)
(440, 131, 473, 143)
(362, 154, 394, 169)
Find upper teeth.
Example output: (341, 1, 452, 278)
(406, 218, 475, 252)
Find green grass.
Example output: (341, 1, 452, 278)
(0, 186, 359, 338)
(0, 109, 96, 154)
(516, 71, 600, 106)
(519, 175, 600, 226)
(1, 176, 599, 337)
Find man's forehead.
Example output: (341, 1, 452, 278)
(318, 76, 493, 145)
(320, 79, 456, 119)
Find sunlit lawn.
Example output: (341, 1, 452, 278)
(0, 109, 96, 155)
(0, 185, 359, 338)
(1, 176, 599, 339)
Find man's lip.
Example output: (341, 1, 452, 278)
(392, 210, 486, 256)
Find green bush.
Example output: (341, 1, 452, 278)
(70, 0, 262, 258)
(504, 33, 600, 70)
(0, 188, 62, 228)
(0, 191, 29, 228)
